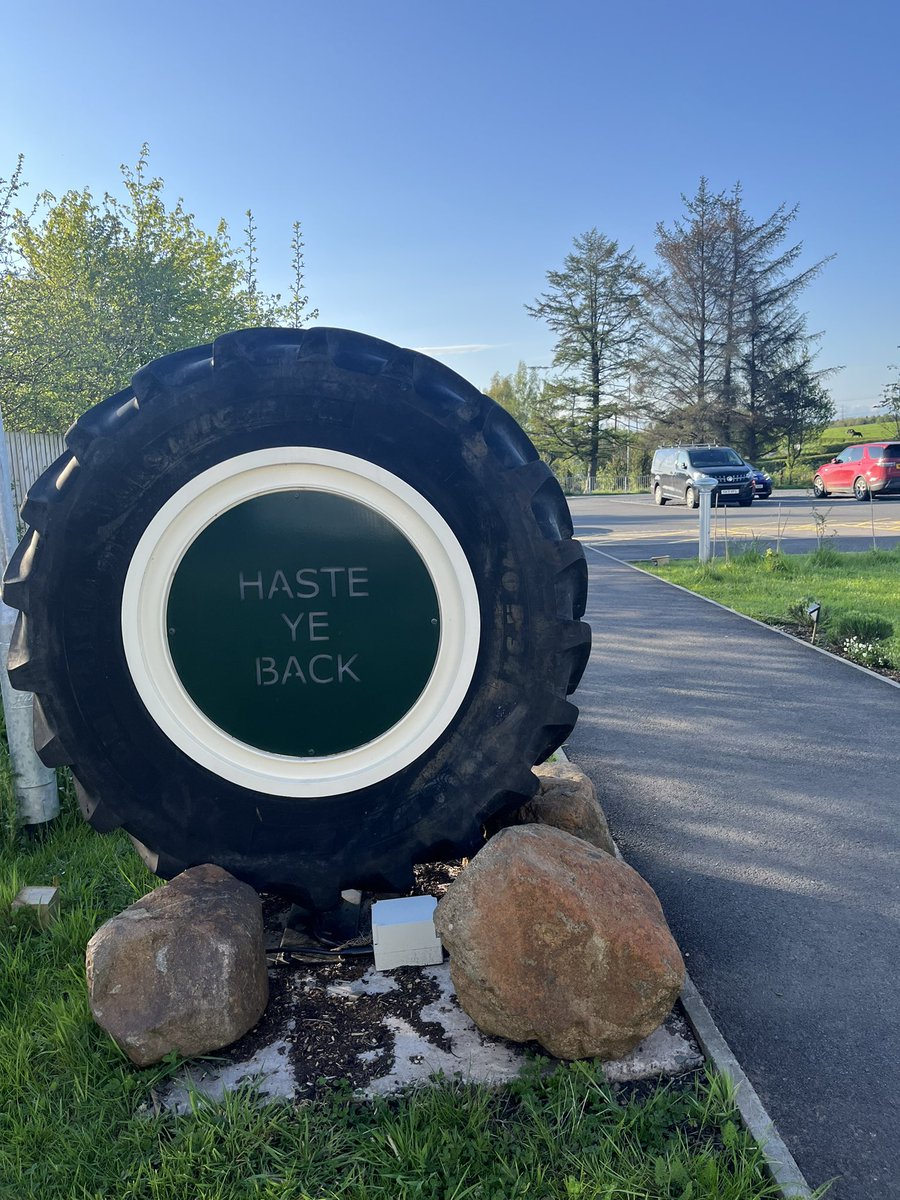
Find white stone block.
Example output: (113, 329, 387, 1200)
(12, 885, 60, 928)
(372, 895, 443, 972)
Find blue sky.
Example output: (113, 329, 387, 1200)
(2, 0, 897, 415)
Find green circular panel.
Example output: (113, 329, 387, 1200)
(166, 491, 441, 757)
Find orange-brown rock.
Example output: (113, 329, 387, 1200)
(434, 824, 684, 1060)
(515, 760, 616, 855)
(86, 864, 268, 1067)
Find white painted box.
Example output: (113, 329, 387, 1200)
(371, 895, 443, 972)
(12, 885, 60, 928)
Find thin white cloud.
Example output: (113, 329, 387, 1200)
(413, 343, 497, 356)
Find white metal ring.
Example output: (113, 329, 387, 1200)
(121, 448, 481, 797)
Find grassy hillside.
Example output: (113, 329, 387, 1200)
(810, 416, 898, 453)
(759, 414, 900, 483)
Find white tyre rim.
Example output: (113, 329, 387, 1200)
(122, 448, 481, 797)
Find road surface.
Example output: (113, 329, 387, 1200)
(568, 489, 900, 559)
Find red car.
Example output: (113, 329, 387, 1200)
(813, 442, 900, 500)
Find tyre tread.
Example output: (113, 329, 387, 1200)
(2, 529, 40, 612)
(32, 694, 74, 766)
(65, 388, 139, 465)
(19, 452, 79, 532)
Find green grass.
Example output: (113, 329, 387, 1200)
(0, 765, 797, 1199)
(645, 545, 900, 667)
(813, 416, 898, 449)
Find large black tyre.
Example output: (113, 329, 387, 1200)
(3, 329, 591, 908)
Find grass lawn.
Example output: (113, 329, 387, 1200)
(644, 545, 900, 669)
(0, 765, 798, 1199)
(813, 416, 898, 448)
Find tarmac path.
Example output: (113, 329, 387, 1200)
(566, 549, 900, 1199)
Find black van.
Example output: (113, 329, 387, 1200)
(650, 445, 754, 508)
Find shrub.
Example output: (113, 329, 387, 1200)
(786, 596, 826, 629)
(841, 638, 894, 669)
(827, 611, 894, 645)
(808, 544, 841, 568)
(763, 548, 790, 573)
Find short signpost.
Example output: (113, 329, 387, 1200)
(3, 327, 590, 911)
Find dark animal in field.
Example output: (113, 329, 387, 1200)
(848, 428, 864, 439)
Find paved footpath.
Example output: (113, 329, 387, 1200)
(566, 550, 900, 1200)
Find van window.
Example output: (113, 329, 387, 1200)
(686, 448, 743, 467)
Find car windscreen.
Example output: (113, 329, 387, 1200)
(878, 444, 900, 460)
(687, 449, 744, 467)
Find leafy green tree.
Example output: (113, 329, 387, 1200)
(287, 221, 319, 329)
(0, 147, 309, 431)
(526, 230, 645, 480)
(878, 353, 900, 437)
(242, 207, 265, 324)
(0, 156, 44, 393)
(484, 361, 544, 429)
(0, 155, 27, 278)
(768, 356, 835, 473)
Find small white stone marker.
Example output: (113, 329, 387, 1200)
(12, 885, 60, 928)
(371, 895, 443, 972)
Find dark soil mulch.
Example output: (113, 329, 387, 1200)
(773, 621, 900, 682)
(216, 860, 490, 1101)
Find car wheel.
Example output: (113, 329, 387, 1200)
(853, 476, 870, 502)
(2, 328, 592, 909)
(684, 485, 698, 509)
(813, 476, 829, 499)
(653, 485, 667, 506)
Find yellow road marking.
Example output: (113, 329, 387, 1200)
(578, 519, 900, 543)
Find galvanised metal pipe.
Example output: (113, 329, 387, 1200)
(0, 405, 58, 825)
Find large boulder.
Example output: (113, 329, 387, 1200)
(86, 864, 268, 1067)
(515, 760, 616, 855)
(434, 825, 684, 1061)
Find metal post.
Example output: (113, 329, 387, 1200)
(0, 406, 58, 825)
(696, 475, 717, 564)
(869, 490, 876, 551)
